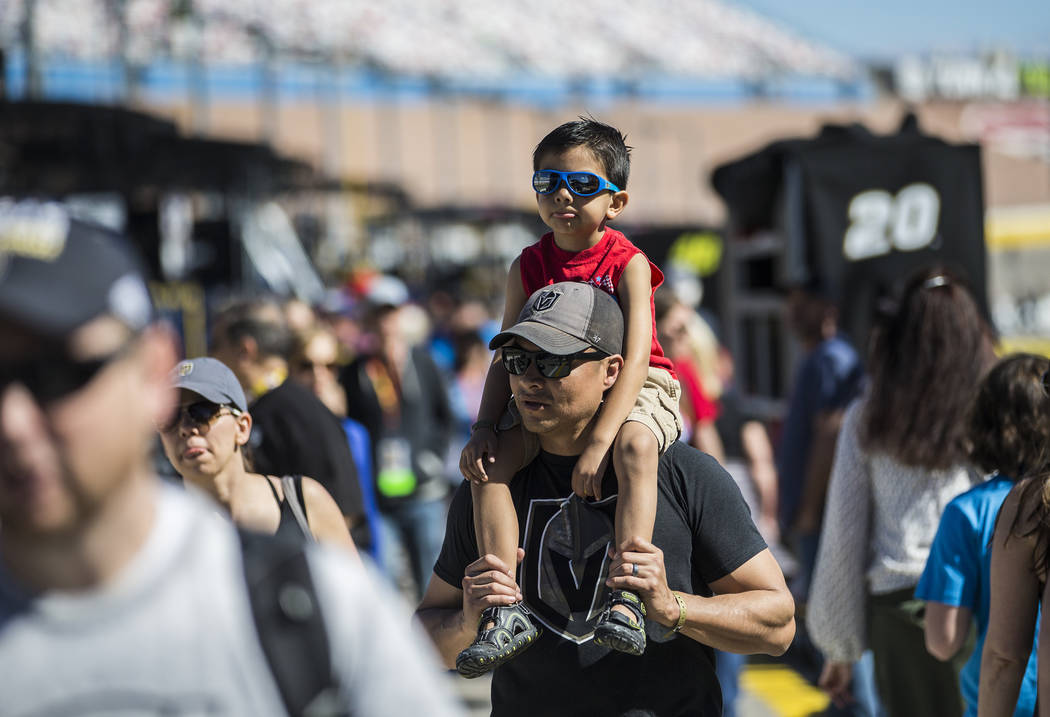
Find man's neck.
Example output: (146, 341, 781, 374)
(536, 414, 599, 456)
(0, 470, 158, 593)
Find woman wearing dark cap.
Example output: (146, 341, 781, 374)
(158, 356, 356, 552)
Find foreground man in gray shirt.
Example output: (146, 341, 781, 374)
(0, 202, 461, 717)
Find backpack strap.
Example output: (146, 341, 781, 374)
(238, 529, 348, 717)
(281, 474, 316, 543)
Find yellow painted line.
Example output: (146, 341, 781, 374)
(740, 663, 830, 717)
(998, 336, 1050, 358)
(986, 205, 1050, 251)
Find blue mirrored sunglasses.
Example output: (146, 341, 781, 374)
(532, 170, 620, 197)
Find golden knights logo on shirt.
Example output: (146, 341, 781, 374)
(519, 494, 618, 644)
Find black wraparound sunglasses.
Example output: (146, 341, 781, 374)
(501, 346, 607, 379)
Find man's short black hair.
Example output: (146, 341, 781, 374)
(212, 297, 295, 361)
(532, 117, 631, 191)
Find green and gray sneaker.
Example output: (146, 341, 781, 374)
(455, 602, 541, 679)
(593, 589, 647, 656)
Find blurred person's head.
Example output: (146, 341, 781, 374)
(360, 275, 428, 355)
(283, 297, 317, 335)
(0, 202, 176, 555)
(209, 296, 295, 399)
(291, 325, 348, 417)
(861, 266, 997, 471)
(785, 277, 838, 348)
(655, 288, 723, 400)
(158, 357, 252, 490)
(452, 329, 491, 377)
(968, 353, 1050, 480)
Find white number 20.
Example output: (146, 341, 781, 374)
(842, 183, 940, 261)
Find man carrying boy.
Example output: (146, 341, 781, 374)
(459, 117, 682, 672)
(418, 281, 795, 716)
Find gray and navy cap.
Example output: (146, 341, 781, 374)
(0, 199, 153, 337)
(489, 281, 624, 355)
(170, 357, 248, 412)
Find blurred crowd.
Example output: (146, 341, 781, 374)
(158, 259, 1050, 716)
(4, 195, 1050, 716)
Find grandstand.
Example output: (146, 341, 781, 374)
(2, 0, 858, 84)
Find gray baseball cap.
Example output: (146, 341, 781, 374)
(489, 281, 624, 355)
(170, 357, 247, 412)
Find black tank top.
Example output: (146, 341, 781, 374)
(264, 474, 311, 541)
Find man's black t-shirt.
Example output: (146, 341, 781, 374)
(435, 441, 767, 717)
(249, 380, 364, 527)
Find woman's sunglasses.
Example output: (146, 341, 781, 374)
(501, 346, 607, 379)
(159, 401, 241, 433)
(532, 170, 620, 197)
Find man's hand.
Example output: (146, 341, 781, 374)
(605, 537, 680, 628)
(818, 661, 854, 709)
(571, 443, 611, 500)
(461, 549, 525, 627)
(460, 427, 497, 484)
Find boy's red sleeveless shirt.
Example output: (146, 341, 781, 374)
(518, 228, 675, 376)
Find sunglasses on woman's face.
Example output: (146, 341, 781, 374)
(501, 346, 607, 380)
(531, 170, 620, 197)
(158, 401, 241, 433)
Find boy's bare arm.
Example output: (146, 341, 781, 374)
(572, 255, 655, 496)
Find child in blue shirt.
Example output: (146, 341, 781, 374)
(916, 353, 1049, 717)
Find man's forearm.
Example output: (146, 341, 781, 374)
(414, 607, 475, 669)
(655, 588, 795, 656)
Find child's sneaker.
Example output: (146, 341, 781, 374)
(593, 589, 646, 655)
(455, 602, 540, 678)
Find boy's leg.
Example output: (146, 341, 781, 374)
(612, 420, 660, 550)
(470, 427, 526, 578)
(457, 426, 541, 678)
(594, 420, 659, 656)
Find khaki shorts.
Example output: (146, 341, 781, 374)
(499, 366, 683, 469)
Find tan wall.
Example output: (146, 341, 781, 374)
(142, 95, 1050, 227)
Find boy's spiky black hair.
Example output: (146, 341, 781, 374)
(532, 116, 631, 191)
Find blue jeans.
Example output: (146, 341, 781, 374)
(377, 496, 449, 601)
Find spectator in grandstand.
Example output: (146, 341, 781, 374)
(0, 204, 460, 717)
(917, 353, 1048, 717)
(808, 267, 997, 717)
(159, 356, 356, 549)
(209, 297, 370, 548)
(340, 275, 454, 600)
